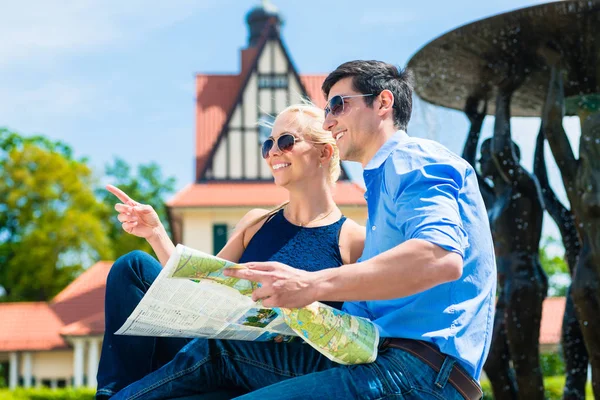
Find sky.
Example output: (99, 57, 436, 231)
(0, 0, 580, 252)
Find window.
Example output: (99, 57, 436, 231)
(213, 224, 228, 255)
(258, 75, 288, 89)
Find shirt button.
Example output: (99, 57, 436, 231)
(372, 226, 376, 231)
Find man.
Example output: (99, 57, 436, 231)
(110, 60, 495, 400)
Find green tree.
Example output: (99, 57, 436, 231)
(96, 157, 176, 259)
(0, 128, 112, 301)
(0, 363, 6, 388)
(539, 236, 570, 297)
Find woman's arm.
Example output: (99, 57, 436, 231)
(338, 218, 366, 264)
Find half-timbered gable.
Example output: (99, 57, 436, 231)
(168, 3, 364, 252)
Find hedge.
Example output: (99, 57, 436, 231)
(481, 376, 594, 399)
(0, 388, 95, 400)
(0, 377, 594, 399)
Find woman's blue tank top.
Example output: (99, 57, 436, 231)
(239, 208, 347, 309)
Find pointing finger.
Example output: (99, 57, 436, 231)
(107, 185, 137, 206)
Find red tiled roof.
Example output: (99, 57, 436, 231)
(539, 296, 565, 345)
(60, 311, 105, 337)
(194, 74, 242, 181)
(0, 302, 68, 351)
(50, 261, 112, 327)
(0, 261, 113, 352)
(52, 261, 111, 304)
(300, 75, 327, 108)
(167, 181, 366, 208)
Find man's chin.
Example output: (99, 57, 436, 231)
(340, 149, 359, 163)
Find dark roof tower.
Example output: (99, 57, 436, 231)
(246, 0, 283, 46)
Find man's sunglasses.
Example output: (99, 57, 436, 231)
(261, 132, 305, 159)
(324, 94, 374, 118)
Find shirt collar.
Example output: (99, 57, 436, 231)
(364, 130, 409, 171)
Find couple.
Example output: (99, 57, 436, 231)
(96, 60, 496, 400)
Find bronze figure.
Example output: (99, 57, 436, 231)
(462, 97, 518, 399)
(533, 126, 588, 400)
(541, 54, 600, 397)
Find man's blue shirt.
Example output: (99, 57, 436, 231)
(342, 130, 496, 380)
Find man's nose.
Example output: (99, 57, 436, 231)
(323, 112, 336, 132)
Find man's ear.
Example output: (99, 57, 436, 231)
(377, 89, 395, 118)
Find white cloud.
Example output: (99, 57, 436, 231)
(0, 0, 218, 68)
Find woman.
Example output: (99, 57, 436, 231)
(96, 104, 365, 399)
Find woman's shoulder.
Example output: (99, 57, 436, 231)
(240, 208, 271, 223)
(239, 208, 278, 247)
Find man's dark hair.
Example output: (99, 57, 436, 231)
(322, 60, 414, 130)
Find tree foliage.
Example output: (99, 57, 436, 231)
(0, 129, 112, 301)
(539, 236, 570, 297)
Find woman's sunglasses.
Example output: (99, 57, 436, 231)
(261, 132, 304, 159)
(324, 94, 374, 118)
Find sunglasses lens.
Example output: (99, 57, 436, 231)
(330, 96, 344, 116)
(277, 134, 295, 152)
(261, 139, 274, 159)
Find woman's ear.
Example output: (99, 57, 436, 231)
(320, 143, 334, 163)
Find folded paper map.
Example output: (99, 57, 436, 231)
(116, 244, 379, 365)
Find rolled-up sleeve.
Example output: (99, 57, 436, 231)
(392, 161, 469, 257)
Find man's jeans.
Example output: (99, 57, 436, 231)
(98, 251, 466, 400)
(110, 335, 466, 400)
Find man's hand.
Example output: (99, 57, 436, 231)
(223, 261, 321, 308)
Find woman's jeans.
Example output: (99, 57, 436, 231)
(98, 251, 467, 400)
(96, 251, 246, 399)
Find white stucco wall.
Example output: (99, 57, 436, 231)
(30, 351, 73, 379)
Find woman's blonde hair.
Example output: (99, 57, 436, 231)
(261, 102, 341, 186)
(247, 102, 341, 229)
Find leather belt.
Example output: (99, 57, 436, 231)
(381, 338, 483, 400)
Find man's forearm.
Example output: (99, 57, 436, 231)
(147, 226, 176, 266)
(314, 239, 463, 302)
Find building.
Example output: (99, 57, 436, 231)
(0, 2, 365, 389)
(0, 262, 109, 389)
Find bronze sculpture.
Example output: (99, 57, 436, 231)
(533, 125, 588, 400)
(409, 1, 600, 396)
(462, 97, 518, 399)
(462, 80, 549, 398)
(540, 53, 600, 398)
